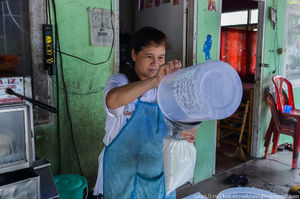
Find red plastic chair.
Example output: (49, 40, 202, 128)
(264, 76, 300, 169)
(272, 75, 295, 112)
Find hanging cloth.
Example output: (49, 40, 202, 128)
(103, 100, 176, 199)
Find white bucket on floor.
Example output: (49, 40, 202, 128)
(216, 187, 284, 199)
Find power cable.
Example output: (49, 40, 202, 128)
(47, 0, 62, 174)
(271, 0, 280, 74)
(49, 0, 115, 177)
(52, 79, 103, 95)
(52, 0, 114, 66)
(51, 0, 84, 176)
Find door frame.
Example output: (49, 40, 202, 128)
(213, 0, 266, 173)
(114, 0, 120, 73)
(186, 0, 198, 66)
(251, 0, 266, 158)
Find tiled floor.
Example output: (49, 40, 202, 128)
(176, 150, 300, 199)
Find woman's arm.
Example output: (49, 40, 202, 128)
(106, 60, 181, 109)
(106, 77, 158, 109)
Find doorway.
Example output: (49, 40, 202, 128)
(216, 0, 259, 173)
(118, 0, 196, 72)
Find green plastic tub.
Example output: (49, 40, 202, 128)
(54, 174, 87, 199)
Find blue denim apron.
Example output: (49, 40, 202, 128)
(103, 100, 176, 199)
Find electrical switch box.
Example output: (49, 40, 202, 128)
(42, 24, 54, 75)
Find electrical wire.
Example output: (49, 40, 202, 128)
(52, 79, 103, 95)
(54, 48, 113, 65)
(5, 0, 29, 35)
(52, 0, 115, 66)
(85, 185, 88, 199)
(51, 0, 84, 176)
(46, 0, 48, 24)
(46, 0, 49, 24)
(47, 0, 61, 174)
(271, 0, 280, 74)
(50, 0, 115, 178)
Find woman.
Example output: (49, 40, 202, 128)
(93, 27, 196, 199)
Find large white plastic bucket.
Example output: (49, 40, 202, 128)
(157, 60, 243, 123)
(216, 187, 285, 199)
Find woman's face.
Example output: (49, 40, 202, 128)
(131, 44, 166, 80)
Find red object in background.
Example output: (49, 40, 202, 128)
(220, 28, 257, 77)
(0, 55, 19, 72)
(264, 76, 300, 169)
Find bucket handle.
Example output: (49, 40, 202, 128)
(85, 184, 88, 199)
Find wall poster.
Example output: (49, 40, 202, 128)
(208, 0, 217, 12)
(87, 7, 114, 46)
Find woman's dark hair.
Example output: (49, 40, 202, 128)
(132, 26, 168, 54)
(121, 26, 167, 83)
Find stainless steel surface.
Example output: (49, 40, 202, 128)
(0, 104, 33, 174)
(0, 167, 40, 199)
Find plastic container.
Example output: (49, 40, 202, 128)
(54, 174, 87, 199)
(157, 60, 243, 123)
(216, 187, 285, 199)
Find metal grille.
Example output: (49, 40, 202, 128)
(0, 0, 32, 75)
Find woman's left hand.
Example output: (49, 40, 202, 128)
(181, 129, 197, 143)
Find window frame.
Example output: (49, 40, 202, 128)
(282, 3, 300, 87)
(29, 0, 54, 126)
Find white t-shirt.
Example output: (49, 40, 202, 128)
(93, 73, 158, 195)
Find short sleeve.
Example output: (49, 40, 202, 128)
(103, 73, 129, 117)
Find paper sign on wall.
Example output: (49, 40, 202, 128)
(208, 0, 217, 12)
(88, 7, 114, 46)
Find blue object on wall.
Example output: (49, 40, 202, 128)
(203, 34, 212, 61)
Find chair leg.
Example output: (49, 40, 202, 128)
(271, 132, 280, 154)
(292, 139, 299, 169)
(264, 120, 274, 158)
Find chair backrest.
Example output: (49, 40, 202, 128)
(268, 85, 288, 107)
(272, 75, 295, 112)
(266, 88, 281, 132)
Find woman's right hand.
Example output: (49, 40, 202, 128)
(106, 60, 181, 109)
(154, 59, 182, 87)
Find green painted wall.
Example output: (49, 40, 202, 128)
(34, 0, 114, 187)
(194, 0, 221, 183)
(33, 0, 297, 191)
(194, 0, 294, 182)
(258, 0, 293, 157)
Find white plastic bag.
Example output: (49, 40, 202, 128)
(163, 137, 197, 195)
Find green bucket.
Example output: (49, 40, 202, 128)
(54, 174, 87, 199)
